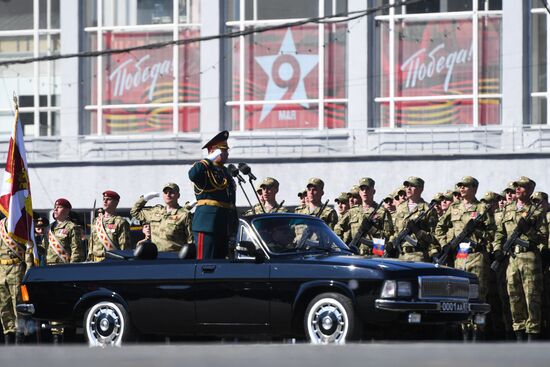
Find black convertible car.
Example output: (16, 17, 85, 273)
(18, 213, 489, 346)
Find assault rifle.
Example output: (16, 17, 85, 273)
(316, 200, 329, 218)
(490, 202, 542, 272)
(348, 200, 385, 250)
(393, 201, 437, 256)
(434, 204, 491, 266)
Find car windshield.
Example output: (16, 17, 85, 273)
(251, 216, 351, 254)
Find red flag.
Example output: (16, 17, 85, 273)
(0, 106, 38, 265)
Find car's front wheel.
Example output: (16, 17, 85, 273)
(304, 292, 358, 344)
(84, 301, 132, 347)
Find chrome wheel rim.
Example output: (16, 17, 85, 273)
(85, 302, 125, 347)
(307, 298, 349, 344)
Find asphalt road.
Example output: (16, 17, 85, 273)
(1, 343, 549, 367)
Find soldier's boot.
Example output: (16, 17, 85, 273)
(527, 333, 540, 342)
(4, 332, 15, 345)
(515, 330, 526, 342)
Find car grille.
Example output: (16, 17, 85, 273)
(418, 276, 469, 300)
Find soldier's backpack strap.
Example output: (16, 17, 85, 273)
(0, 220, 25, 261)
(48, 228, 70, 263)
(95, 216, 117, 251)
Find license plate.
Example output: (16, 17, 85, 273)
(440, 301, 468, 313)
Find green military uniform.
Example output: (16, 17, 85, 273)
(131, 197, 193, 252)
(334, 204, 393, 256)
(0, 218, 26, 338)
(294, 204, 338, 229)
(46, 220, 84, 264)
(392, 199, 439, 262)
(435, 199, 493, 301)
(243, 203, 288, 216)
(493, 178, 548, 336)
(87, 214, 131, 261)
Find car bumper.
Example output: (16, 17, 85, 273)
(375, 299, 490, 314)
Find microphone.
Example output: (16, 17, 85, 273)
(227, 164, 245, 183)
(238, 162, 257, 180)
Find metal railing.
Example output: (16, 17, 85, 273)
(2, 125, 550, 163)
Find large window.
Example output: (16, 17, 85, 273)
(373, 0, 502, 128)
(226, 0, 348, 131)
(531, 1, 548, 125)
(83, 0, 200, 135)
(0, 0, 60, 136)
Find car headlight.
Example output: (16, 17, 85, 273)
(469, 283, 479, 299)
(381, 280, 412, 298)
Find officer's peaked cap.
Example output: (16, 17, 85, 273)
(202, 131, 229, 150)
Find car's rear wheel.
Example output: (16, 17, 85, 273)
(304, 292, 357, 344)
(84, 301, 131, 347)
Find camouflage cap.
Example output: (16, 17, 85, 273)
(456, 176, 479, 188)
(358, 177, 375, 188)
(432, 192, 444, 202)
(531, 191, 548, 203)
(481, 191, 500, 203)
(307, 177, 324, 190)
(503, 181, 516, 193)
(442, 190, 455, 200)
(297, 189, 307, 198)
(403, 176, 424, 188)
(513, 176, 536, 189)
(162, 182, 180, 193)
(260, 177, 279, 189)
(255, 182, 263, 193)
(392, 186, 406, 199)
(348, 185, 360, 197)
(335, 192, 349, 203)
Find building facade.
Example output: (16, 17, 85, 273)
(0, 0, 549, 211)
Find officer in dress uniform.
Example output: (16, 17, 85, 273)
(88, 190, 131, 261)
(131, 183, 193, 252)
(188, 131, 238, 260)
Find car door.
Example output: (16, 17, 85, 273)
(194, 223, 271, 333)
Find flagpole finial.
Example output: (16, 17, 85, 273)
(12, 92, 18, 110)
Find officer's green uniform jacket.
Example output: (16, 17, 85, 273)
(294, 204, 338, 230)
(334, 204, 394, 255)
(243, 202, 288, 216)
(435, 200, 495, 254)
(391, 199, 440, 258)
(46, 220, 84, 264)
(87, 214, 131, 260)
(188, 159, 238, 236)
(131, 198, 193, 252)
(493, 201, 548, 253)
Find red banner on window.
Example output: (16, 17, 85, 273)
(95, 30, 200, 134)
(232, 25, 347, 130)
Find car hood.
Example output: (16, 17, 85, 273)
(294, 253, 477, 280)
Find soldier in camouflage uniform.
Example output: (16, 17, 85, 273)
(243, 177, 288, 215)
(0, 216, 28, 344)
(334, 192, 350, 218)
(432, 193, 445, 219)
(391, 177, 439, 262)
(503, 181, 517, 204)
(348, 185, 361, 209)
(531, 191, 550, 338)
(131, 183, 193, 252)
(334, 178, 393, 256)
(492, 177, 547, 341)
(435, 177, 494, 339)
(87, 190, 131, 262)
(294, 178, 338, 229)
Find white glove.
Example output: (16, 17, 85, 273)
(143, 192, 160, 201)
(206, 148, 222, 161)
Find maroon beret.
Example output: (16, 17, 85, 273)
(103, 190, 120, 201)
(54, 198, 72, 209)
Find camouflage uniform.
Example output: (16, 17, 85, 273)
(87, 214, 131, 261)
(391, 199, 439, 262)
(493, 197, 547, 335)
(0, 218, 26, 336)
(46, 220, 84, 264)
(435, 199, 493, 301)
(294, 205, 338, 230)
(243, 203, 288, 216)
(334, 204, 394, 256)
(131, 197, 193, 252)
